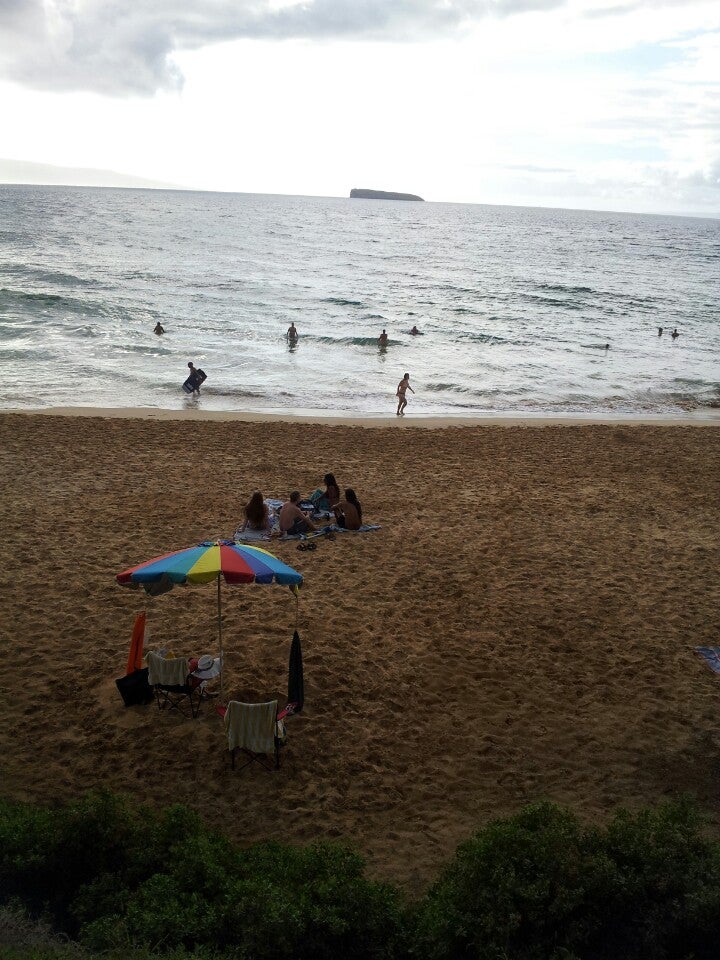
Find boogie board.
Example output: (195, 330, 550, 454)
(182, 369, 207, 393)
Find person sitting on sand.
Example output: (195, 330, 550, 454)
(287, 322, 298, 341)
(332, 488, 363, 530)
(309, 473, 340, 511)
(239, 491, 274, 533)
(279, 492, 317, 536)
(379, 329, 389, 347)
(671, 328, 680, 339)
(154, 322, 165, 335)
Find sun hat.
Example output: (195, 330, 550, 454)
(193, 654, 222, 679)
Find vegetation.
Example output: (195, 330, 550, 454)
(2, 792, 720, 960)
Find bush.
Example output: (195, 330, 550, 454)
(412, 800, 720, 960)
(0, 792, 404, 960)
(4, 793, 720, 960)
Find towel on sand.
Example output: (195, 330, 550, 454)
(225, 700, 278, 754)
(695, 647, 720, 674)
(279, 522, 381, 541)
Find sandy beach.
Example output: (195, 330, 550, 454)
(1, 410, 719, 893)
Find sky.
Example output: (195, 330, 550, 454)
(0, 0, 719, 215)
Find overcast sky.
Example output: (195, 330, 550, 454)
(1, 0, 718, 215)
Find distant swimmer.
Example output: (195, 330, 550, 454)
(410, 325, 421, 336)
(287, 322, 298, 341)
(183, 361, 207, 395)
(604, 343, 610, 350)
(379, 329, 389, 347)
(396, 372, 415, 416)
(658, 327, 663, 337)
(153, 322, 165, 335)
(671, 328, 680, 339)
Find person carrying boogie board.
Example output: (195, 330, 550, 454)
(183, 361, 207, 395)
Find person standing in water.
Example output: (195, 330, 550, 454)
(396, 372, 415, 415)
(154, 322, 165, 335)
(185, 362, 207, 395)
(379, 329, 389, 347)
(658, 327, 663, 336)
(671, 328, 680, 339)
(287, 322, 298, 342)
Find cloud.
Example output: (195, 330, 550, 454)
(0, 0, 580, 95)
(2, 0, 713, 95)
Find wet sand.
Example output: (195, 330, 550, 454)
(1, 410, 719, 892)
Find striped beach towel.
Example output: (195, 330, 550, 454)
(225, 700, 278, 754)
(147, 651, 188, 686)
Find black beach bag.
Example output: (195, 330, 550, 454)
(115, 668, 154, 707)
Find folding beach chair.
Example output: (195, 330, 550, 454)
(224, 700, 286, 771)
(146, 651, 202, 719)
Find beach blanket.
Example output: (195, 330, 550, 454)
(694, 647, 720, 675)
(279, 522, 381, 541)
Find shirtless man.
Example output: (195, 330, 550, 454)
(279, 492, 317, 535)
(396, 372, 415, 415)
(378, 329, 389, 347)
(287, 322, 298, 342)
(185, 362, 207, 395)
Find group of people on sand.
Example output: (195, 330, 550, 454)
(238, 474, 364, 537)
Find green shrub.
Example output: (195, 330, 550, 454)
(595, 800, 720, 959)
(412, 799, 720, 960)
(0, 793, 404, 960)
(4, 793, 720, 960)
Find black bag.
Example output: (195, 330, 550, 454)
(115, 668, 154, 707)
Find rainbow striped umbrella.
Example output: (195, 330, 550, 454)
(117, 540, 303, 699)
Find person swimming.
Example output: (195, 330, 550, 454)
(153, 322, 165, 335)
(671, 328, 680, 339)
(409, 325, 420, 335)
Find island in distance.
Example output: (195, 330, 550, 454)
(350, 188, 424, 201)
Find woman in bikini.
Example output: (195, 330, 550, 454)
(332, 488, 363, 530)
(240, 491, 273, 533)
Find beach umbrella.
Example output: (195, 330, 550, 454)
(117, 540, 303, 699)
(288, 629, 304, 713)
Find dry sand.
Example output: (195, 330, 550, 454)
(1, 410, 719, 893)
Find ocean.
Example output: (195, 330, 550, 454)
(1, 185, 718, 418)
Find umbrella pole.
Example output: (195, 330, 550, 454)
(217, 574, 224, 702)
